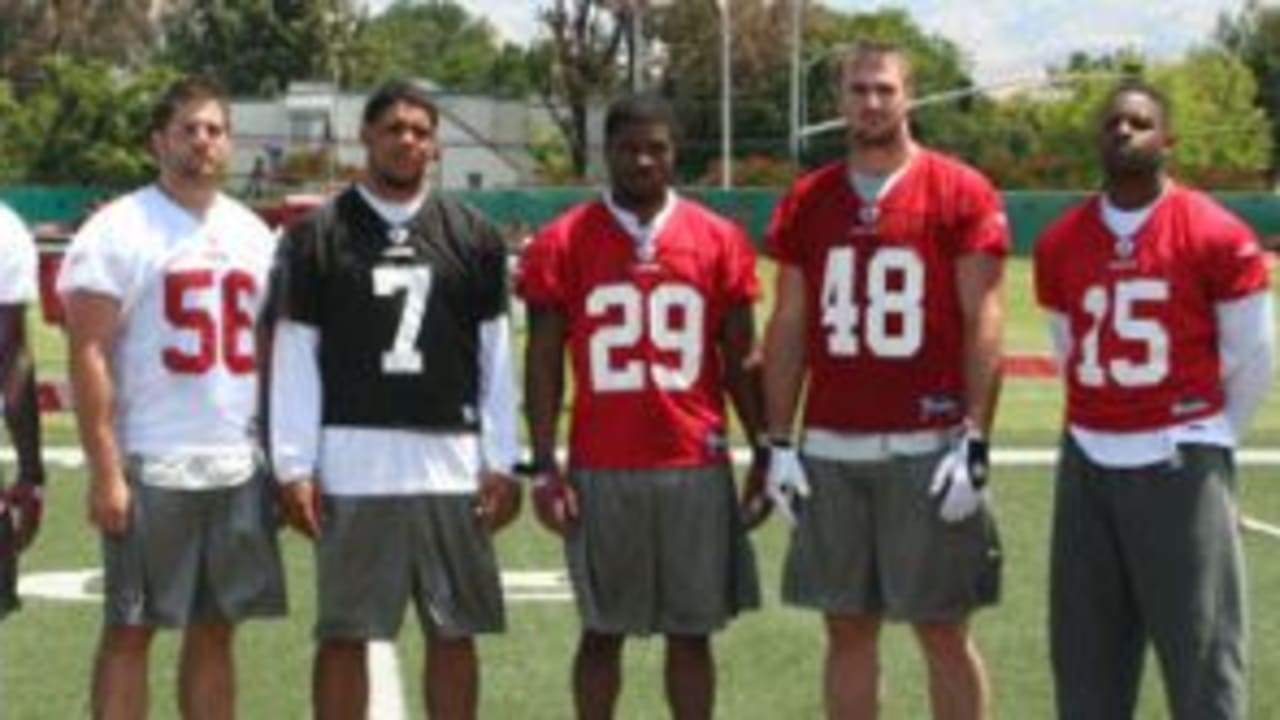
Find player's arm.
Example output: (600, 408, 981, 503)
(0, 301, 44, 550)
(476, 313, 522, 533)
(524, 303, 577, 533)
(956, 251, 1005, 436)
(1217, 291, 1276, 439)
(64, 291, 130, 536)
(720, 301, 770, 527)
(267, 232, 324, 539)
(762, 263, 807, 440)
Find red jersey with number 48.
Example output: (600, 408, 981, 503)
(766, 151, 1009, 432)
(517, 198, 759, 469)
(1034, 186, 1271, 431)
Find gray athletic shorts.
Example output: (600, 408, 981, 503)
(103, 460, 288, 627)
(782, 450, 1002, 622)
(1050, 436, 1245, 720)
(0, 503, 18, 621)
(566, 465, 760, 636)
(314, 494, 505, 641)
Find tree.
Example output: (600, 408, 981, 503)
(0, 0, 168, 90)
(1217, 0, 1280, 180)
(162, 0, 372, 96)
(538, 0, 629, 177)
(355, 0, 541, 96)
(0, 55, 179, 185)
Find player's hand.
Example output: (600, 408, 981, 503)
(5, 482, 43, 552)
(531, 467, 578, 537)
(88, 470, 131, 537)
(766, 442, 810, 526)
(739, 445, 772, 530)
(929, 430, 990, 524)
(277, 478, 322, 540)
(476, 471, 522, 534)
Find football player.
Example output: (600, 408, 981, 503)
(0, 200, 46, 622)
(269, 80, 520, 720)
(1035, 81, 1274, 720)
(58, 76, 287, 719)
(761, 41, 1006, 719)
(518, 92, 768, 720)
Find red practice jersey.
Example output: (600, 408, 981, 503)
(766, 151, 1009, 432)
(517, 198, 760, 469)
(1034, 185, 1271, 431)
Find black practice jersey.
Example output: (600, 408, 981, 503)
(275, 187, 509, 431)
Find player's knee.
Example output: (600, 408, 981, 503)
(665, 633, 711, 658)
(825, 613, 880, 651)
(427, 632, 476, 662)
(578, 631, 624, 661)
(913, 621, 973, 662)
(101, 625, 155, 655)
(183, 621, 235, 648)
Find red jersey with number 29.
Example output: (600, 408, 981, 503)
(517, 198, 759, 469)
(1034, 185, 1271, 431)
(767, 151, 1009, 432)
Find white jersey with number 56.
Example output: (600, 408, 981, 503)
(58, 186, 274, 457)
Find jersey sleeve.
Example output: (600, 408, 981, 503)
(0, 205, 36, 304)
(954, 171, 1010, 257)
(1203, 212, 1271, 301)
(1032, 227, 1065, 312)
(515, 223, 567, 308)
(469, 211, 510, 322)
(763, 183, 805, 265)
(272, 216, 324, 327)
(56, 207, 135, 301)
(721, 222, 761, 305)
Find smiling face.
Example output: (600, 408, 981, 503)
(361, 99, 437, 194)
(151, 98, 230, 188)
(605, 119, 674, 209)
(839, 50, 913, 151)
(1099, 89, 1171, 180)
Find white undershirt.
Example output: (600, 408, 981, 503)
(603, 188, 677, 261)
(270, 187, 519, 495)
(1048, 190, 1276, 466)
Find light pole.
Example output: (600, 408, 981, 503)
(718, 0, 732, 189)
(788, 0, 804, 164)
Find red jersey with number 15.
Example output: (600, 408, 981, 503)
(766, 151, 1009, 432)
(1034, 185, 1271, 431)
(517, 198, 759, 469)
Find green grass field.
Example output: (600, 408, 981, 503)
(3, 258, 1279, 718)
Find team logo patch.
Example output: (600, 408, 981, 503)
(858, 205, 878, 227)
(918, 394, 961, 421)
(1114, 236, 1135, 258)
(1171, 397, 1211, 417)
(388, 226, 410, 245)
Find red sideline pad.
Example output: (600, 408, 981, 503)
(34, 353, 1060, 414)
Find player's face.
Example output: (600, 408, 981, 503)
(152, 99, 230, 185)
(606, 120, 674, 206)
(362, 100, 436, 192)
(1099, 92, 1169, 178)
(840, 54, 911, 149)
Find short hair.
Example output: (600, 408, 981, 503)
(1099, 79, 1172, 128)
(837, 40, 915, 90)
(362, 80, 439, 128)
(604, 92, 678, 142)
(149, 75, 230, 135)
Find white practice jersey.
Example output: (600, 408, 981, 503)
(58, 186, 275, 475)
(0, 203, 37, 304)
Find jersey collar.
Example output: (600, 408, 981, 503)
(602, 188, 679, 263)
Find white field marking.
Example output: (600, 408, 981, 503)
(1243, 515, 1280, 541)
(368, 640, 406, 720)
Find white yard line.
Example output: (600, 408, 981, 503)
(367, 641, 407, 720)
(1242, 515, 1280, 541)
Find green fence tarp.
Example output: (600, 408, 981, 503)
(5, 185, 1279, 255)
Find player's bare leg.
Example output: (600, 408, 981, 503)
(314, 639, 368, 720)
(178, 622, 235, 720)
(825, 613, 881, 720)
(913, 621, 989, 720)
(425, 627, 479, 720)
(92, 625, 155, 720)
(574, 630, 624, 720)
(665, 634, 714, 720)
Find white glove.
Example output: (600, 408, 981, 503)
(766, 444, 811, 526)
(928, 431, 990, 524)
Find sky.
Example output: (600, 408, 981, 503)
(364, 0, 1248, 84)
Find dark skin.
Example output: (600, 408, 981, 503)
(0, 302, 44, 550)
(1099, 90, 1172, 209)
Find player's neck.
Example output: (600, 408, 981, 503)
(1103, 173, 1168, 210)
(363, 175, 428, 205)
(609, 188, 666, 225)
(847, 138, 917, 177)
(156, 175, 218, 216)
